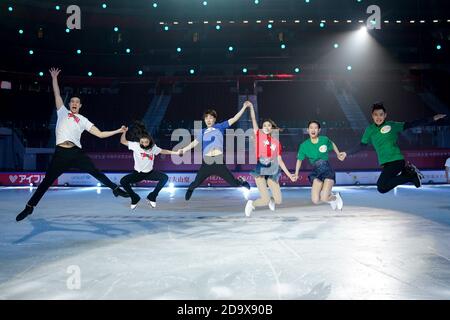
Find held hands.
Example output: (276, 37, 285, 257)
(243, 101, 253, 109)
(337, 152, 347, 161)
(49, 68, 61, 78)
(434, 114, 447, 121)
(289, 173, 298, 182)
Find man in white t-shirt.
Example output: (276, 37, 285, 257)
(16, 68, 129, 222)
(446, 157, 450, 183)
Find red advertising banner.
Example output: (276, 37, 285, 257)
(0, 173, 57, 186)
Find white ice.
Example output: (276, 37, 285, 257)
(0, 185, 450, 299)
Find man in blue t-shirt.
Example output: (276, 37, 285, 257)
(181, 103, 251, 200)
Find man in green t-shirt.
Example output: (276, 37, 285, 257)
(343, 102, 446, 194)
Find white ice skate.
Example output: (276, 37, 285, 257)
(245, 200, 255, 217)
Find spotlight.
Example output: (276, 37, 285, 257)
(55, 5, 60, 11)
(153, 3, 158, 8)
(164, 25, 169, 31)
(228, 46, 234, 52)
(189, 68, 195, 74)
(97, 183, 101, 187)
(436, 44, 442, 50)
(294, 67, 300, 73)
(8, 6, 13, 12)
(242, 68, 248, 73)
(18, 29, 24, 34)
(280, 44, 286, 49)
(347, 65, 352, 71)
(88, 71, 93, 77)
(102, 3, 107, 9)
(216, 25, 221, 30)
(138, 70, 143, 75)
(113, 26, 119, 32)
(254, 0, 260, 4)
(76, 49, 81, 54)
(38, 72, 44, 76)
(126, 48, 131, 53)
(65, 28, 70, 33)
(29, 183, 33, 187)
(28, 49, 34, 55)
(203, 1, 208, 6)
(267, 23, 273, 29)
(320, 22, 325, 28)
(176, 47, 182, 52)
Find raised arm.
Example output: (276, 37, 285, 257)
(49, 68, 64, 110)
(228, 102, 250, 126)
(90, 125, 126, 139)
(247, 101, 259, 132)
(404, 114, 447, 130)
(120, 127, 129, 146)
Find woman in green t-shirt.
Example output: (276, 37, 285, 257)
(294, 121, 346, 210)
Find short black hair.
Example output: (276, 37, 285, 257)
(371, 102, 386, 113)
(307, 120, 321, 129)
(70, 95, 83, 104)
(203, 109, 217, 119)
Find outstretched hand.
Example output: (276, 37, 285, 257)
(49, 68, 61, 78)
(338, 152, 347, 161)
(434, 114, 447, 121)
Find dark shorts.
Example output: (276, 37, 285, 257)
(250, 162, 281, 182)
(308, 160, 336, 184)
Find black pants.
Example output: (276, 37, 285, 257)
(28, 146, 118, 207)
(188, 156, 242, 191)
(120, 170, 168, 202)
(377, 160, 414, 194)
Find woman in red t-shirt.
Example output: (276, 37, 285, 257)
(245, 101, 296, 217)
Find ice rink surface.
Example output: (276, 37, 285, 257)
(0, 185, 450, 300)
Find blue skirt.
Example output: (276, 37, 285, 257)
(250, 162, 281, 182)
(308, 159, 336, 184)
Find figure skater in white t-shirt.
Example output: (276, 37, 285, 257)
(16, 68, 129, 222)
(120, 123, 181, 209)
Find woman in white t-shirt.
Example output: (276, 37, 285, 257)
(120, 125, 180, 209)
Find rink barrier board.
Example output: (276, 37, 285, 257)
(0, 171, 447, 187)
